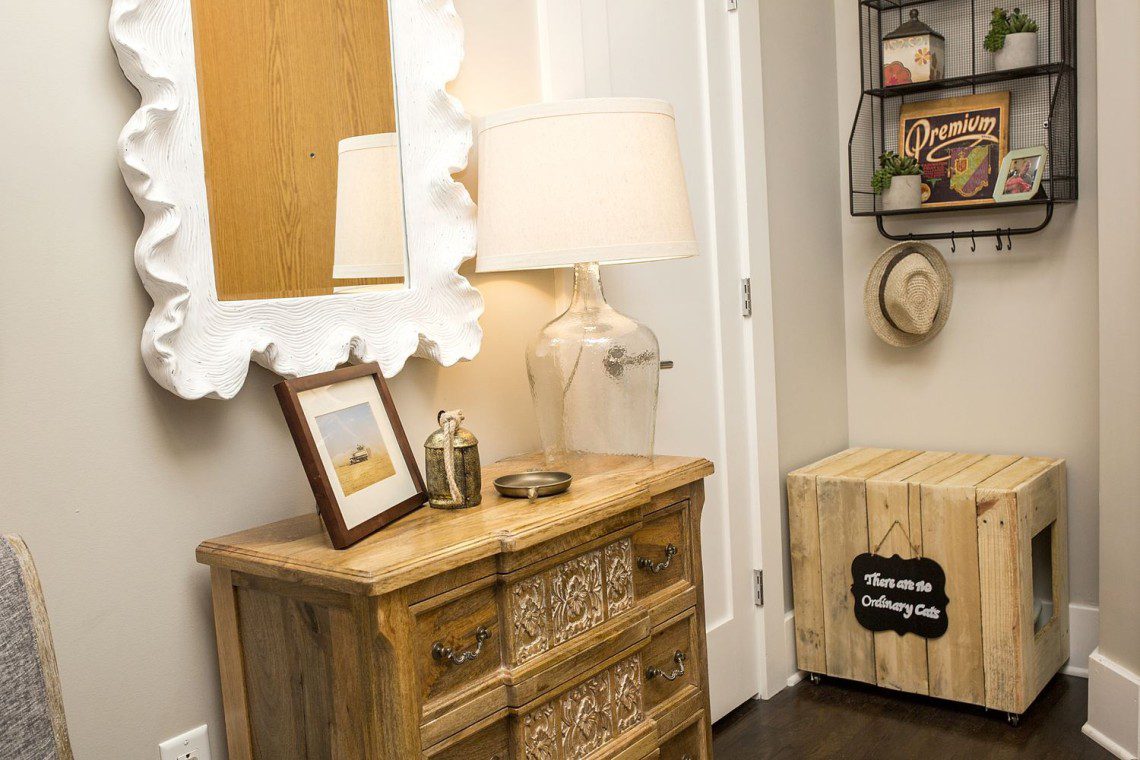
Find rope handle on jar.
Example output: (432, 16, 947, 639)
(438, 410, 465, 506)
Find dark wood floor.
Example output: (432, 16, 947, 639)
(712, 674, 1112, 759)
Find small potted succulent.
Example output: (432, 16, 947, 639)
(985, 7, 1039, 71)
(873, 151, 923, 211)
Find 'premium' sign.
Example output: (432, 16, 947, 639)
(899, 92, 1010, 208)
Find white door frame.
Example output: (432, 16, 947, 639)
(723, 0, 796, 699)
(532, 0, 793, 707)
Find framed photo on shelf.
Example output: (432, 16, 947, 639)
(899, 92, 1010, 208)
(994, 146, 1048, 203)
(276, 363, 427, 549)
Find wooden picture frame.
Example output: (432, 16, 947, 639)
(899, 92, 1010, 208)
(275, 363, 427, 549)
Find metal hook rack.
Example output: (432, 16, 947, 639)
(851, 0, 1077, 247)
(875, 201, 1054, 245)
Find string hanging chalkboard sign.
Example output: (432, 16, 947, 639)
(850, 520, 949, 639)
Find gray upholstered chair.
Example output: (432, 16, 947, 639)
(0, 535, 72, 760)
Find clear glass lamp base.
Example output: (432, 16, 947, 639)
(527, 262, 659, 463)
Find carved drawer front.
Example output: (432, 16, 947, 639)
(507, 538, 636, 666)
(521, 654, 646, 760)
(632, 503, 692, 605)
(424, 714, 510, 760)
(643, 611, 701, 716)
(658, 712, 707, 760)
(414, 582, 503, 710)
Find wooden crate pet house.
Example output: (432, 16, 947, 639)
(787, 448, 1068, 723)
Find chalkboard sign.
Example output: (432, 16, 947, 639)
(850, 553, 949, 639)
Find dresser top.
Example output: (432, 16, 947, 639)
(197, 453, 712, 596)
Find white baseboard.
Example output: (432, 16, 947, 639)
(1064, 602, 1100, 678)
(784, 610, 802, 688)
(1083, 649, 1140, 759)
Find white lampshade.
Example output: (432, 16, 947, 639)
(333, 133, 407, 280)
(475, 98, 698, 272)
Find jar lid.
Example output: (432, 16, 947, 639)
(884, 9, 944, 41)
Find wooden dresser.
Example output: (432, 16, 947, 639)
(197, 454, 715, 760)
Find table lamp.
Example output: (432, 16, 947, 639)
(333, 133, 407, 293)
(475, 98, 698, 461)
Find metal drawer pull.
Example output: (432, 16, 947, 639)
(637, 543, 677, 573)
(646, 650, 686, 681)
(432, 626, 492, 665)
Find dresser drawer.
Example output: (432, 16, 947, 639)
(643, 609, 702, 717)
(519, 652, 655, 760)
(632, 501, 693, 607)
(423, 713, 510, 760)
(506, 536, 637, 667)
(658, 712, 708, 760)
(414, 580, 503, 712)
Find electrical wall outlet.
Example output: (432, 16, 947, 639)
(159, 725, 211, 760)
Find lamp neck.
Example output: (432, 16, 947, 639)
(569, 262, 608, 312)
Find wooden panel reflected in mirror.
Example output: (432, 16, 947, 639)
(190, 0, 408, 301)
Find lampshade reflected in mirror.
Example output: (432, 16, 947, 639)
(333, 133, 408, 294)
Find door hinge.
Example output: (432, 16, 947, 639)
(727, 0, 738, 10)
(753, 569, 764, 606)
(741, 277, 752, 317)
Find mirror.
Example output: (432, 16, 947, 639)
(190, 0, 408, 300)
(111, 0, 481, 399)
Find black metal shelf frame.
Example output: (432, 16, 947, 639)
(849, 0, 1078, 244)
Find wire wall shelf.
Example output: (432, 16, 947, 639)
(849, 0, 1077, 243)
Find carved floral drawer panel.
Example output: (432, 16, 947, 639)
(509, 538, 636, 665)
(521, 654, 651, 760)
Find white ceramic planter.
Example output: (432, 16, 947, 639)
(995, 32, 1038, 71)
(882, 174, 922, 211)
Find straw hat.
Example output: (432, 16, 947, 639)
(864, 242, 953, 347)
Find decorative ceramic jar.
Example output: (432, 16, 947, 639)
(881, 174, 923, 211)
(882, 9, 945, 87)
(995, 32, 1038, 71)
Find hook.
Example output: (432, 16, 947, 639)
(970, 230, 976, 253)
(950, 232, 956, 254)
(996, 231, 1004, 251)
(1006, 229, 1014, 251)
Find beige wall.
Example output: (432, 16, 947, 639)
(1095, 0, 1140, 676)
(757, 0, 850, 608)
(833, 1, 1101, 606)
(0, 1, 552, 757)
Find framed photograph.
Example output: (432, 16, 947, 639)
(994, 147, 1048, 203)
(276, 363, 427, 549)
(899, 92, 1010, 208)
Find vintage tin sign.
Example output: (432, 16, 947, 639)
(898, 92, 1010, 208)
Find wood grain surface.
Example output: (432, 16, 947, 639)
(787, 449, 1069, 716)
(191, 0, 401, 300)
(198, 455, 712, 596)
(201, 454, 716, 759)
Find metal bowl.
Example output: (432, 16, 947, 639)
(494, 471, 573, 500)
